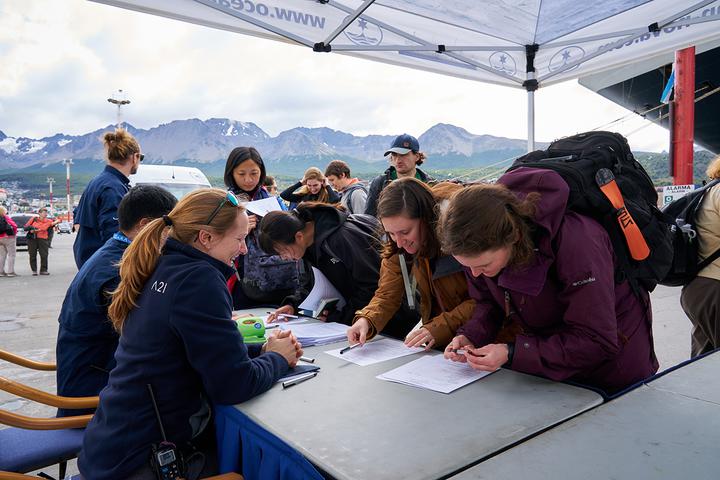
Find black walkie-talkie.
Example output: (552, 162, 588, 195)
(147, 384, 184, 480)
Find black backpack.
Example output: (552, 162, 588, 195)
(660, 179, 720, 286)
(507, 131, 673, 293)
(0, 216, 14, 236)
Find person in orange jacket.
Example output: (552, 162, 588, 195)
(25, 207, 59, 275)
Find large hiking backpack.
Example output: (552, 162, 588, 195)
(507, 131, 673, 293)
(660, 179, 720, 286)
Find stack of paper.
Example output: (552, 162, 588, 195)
(377, 354, 492, 394)
(277, 322, 348, 346)
(325, 338, 423, 366)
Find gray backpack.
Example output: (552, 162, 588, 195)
(241, 231, 301, 303)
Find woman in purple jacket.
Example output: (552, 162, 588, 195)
(441, 167, 658, 394)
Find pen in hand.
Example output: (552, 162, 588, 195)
(339, 343, 361, 355)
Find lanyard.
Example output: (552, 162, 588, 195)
(113, 232, 132, 244)
(399, 253, 418, 310)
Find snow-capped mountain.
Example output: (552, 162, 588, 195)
(0, 119, 534, 172)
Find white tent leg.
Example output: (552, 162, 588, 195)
(527, 73, 535, 152)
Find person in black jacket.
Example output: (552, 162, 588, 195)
(365, 133, 433, 216)
(78, 188, 302, 480)
(280, 167, 341, 208)
(56, 185, 177, 417)
(260, 204, 382, 325)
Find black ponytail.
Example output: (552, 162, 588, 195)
(258, 209, 308, 254)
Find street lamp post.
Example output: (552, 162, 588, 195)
(47, 177, 55, 212)
(62, 158, 73, 222)
(107, 89, 131, 129)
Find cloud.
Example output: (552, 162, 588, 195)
(0, 0, 671, 152)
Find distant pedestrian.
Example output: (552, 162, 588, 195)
(73, 129, 142, 269)
(280, 167, 340, 208)
(325, 160, 368, 214)
(0, 206, 18, 277)
(25, 208, 59, 275)
(365, 133, 433, 216)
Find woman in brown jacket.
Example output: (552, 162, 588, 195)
(347, 178, 474, 350)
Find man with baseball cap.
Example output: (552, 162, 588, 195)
(365, 133, 433, 216)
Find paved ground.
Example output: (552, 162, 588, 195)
(0, 233, 693, 477)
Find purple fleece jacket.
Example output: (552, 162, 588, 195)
(458, 167, 659, 393)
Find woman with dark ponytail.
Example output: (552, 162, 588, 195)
(260, 202, 388, 328)
(223, 146, 300, 308)
(78, 188, 302, 480)
(441, 167, 658, 394)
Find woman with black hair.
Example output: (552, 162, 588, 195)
(260, 203, 409, 332)
(223, 147, 300, 308)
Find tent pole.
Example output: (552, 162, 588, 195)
(523, 44, 539, 152)
(527, 72, 536, 152)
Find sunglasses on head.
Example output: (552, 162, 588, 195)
(205, 191, 240, 226)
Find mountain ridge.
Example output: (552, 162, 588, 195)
(0, 118, 539, 176)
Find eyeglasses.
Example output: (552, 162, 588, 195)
(138, 153, 144, 162)
(205, 191, 240, 226)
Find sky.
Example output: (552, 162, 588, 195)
(0, 0, 672, 151)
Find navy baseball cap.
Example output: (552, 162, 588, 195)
(384, 133, 419, 156)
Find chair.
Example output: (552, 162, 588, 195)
(0, 350, 56, 371)
(0, 376, 97, 479)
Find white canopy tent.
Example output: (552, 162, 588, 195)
(91, 0, 720, 150)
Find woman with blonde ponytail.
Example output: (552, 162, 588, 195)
(79, 188, 303, 480)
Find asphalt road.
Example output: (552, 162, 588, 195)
(0, 232, 693, 476)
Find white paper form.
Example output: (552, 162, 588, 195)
(325, 338, 424, 366)
(244, 197, 283, 217)
(377, 354, 492, 394)
(277, 321, 348, 346)
(298, 267, 347, 315)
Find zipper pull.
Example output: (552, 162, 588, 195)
(504, 291, 511, 320)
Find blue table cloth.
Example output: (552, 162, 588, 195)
(215, 404, 324, 480)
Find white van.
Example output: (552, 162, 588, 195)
(129, 165, 212, 199)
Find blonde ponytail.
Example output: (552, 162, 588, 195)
(109, 219, 168, 332)
(108, 188, 245, 333)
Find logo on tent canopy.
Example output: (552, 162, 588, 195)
(489, 51, 517, 76)
(344, 18, 383, 46)
(548, 46, 585, 73)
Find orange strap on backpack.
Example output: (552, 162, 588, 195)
(595, 168, 650, 261)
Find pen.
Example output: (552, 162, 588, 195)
(299, 356, 315, 363)
(266, 311, 299, 319)
(339, 343, 361, 355)
(282, 371, 317, 389)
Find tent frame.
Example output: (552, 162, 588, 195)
(190, 0, 717, 151)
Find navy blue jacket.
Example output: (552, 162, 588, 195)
(56, 236, 128, 417)
(78, 238, 289, 480)
(73, 165, 130, 269)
